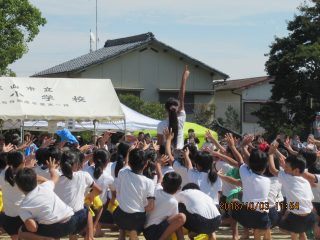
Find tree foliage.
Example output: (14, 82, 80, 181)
(0, 0, 46, 75)
(217, 105, 240, 133)
(256, 0, 320, 138)
(119, 94, 166, 120)
(193, 103, 215, 128)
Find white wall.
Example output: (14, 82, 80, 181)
(214, 90, 240, 121)
(241, 82, 272, 134)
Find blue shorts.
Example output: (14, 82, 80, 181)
(113, 207, 146, 232)
(179, 203, 221, 234)
(1, 214, 23, 236)
(279, 212, 315, 233)
(231, 205, 271, 229)
(143, 220, 169, 240)
(21, 208, 88, 238)
(268, 206, 281, 228)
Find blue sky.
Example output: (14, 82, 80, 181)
(10, 0, 303, 79)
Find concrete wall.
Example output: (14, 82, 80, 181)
(214, 90, 240, 121)
(242, 82, 272, 134)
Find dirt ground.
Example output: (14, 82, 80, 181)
(0, 226, 292, 239)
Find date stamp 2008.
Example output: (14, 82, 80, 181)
(220, 201, 300, 211)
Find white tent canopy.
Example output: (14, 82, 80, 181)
(2, 104, 161, 132)
(0, 77, 124, 122)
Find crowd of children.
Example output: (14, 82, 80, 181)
(0, 128, 319, 240)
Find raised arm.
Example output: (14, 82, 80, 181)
(211, 150, 239, 168)
(178, 65, 190, 112)
(163, 128, 174, 163)
(240, 134, 254, 164)
(183, 147, 193, 170)
(205, 130, 226, 154)
(47, 157, 59, 184)
(217, 170, 242, 187)
(284, 137, 298, 156)
(225, 133, 244, 165)
(268, 142, 279, 177)
(302, 171, 317, 185)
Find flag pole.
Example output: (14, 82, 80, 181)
(95, 0, 98, 50)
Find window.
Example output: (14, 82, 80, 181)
(115, 90, 140, 98)
(159, 92, 194, 114)
(243, 102, 263, 123)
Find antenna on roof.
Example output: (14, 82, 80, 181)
(95, 0, 98, 50)
(90, 29, 95, 52)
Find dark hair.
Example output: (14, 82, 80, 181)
(301, 150, 317, 168)
(162, 172, 182, 194)
(308, 159, 320, 174)
(0, 152, 8, 170)
(5, 151, 24, 186)
(264, 155, 280, 177)
(93, 149, 110, 179)
(143, 150, 157, 179)
(194, 151, 217, 184)
(114, 142, 130, 178)
(35, 148, 48, 165)
(182, 183, 200, 191)
(129, 149, 147, 173)
(248, 148, 268, 173)
(15, 168, 37, 192)
(138, 132, 144, 136)
(182, 144, 197, 161)
(71, 148, 85, 165)
(47, 147, 62, 163)
(285, 154, 306, 174)
(165, 97, 179, 148)
(61, 151, 79, 180)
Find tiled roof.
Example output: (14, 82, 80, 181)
(214, 76, 272, 91)
(33, 32, 229, 78)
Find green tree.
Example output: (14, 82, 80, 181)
(119, 94, 166, 120)
(256, 0, 320, 138)
(193, 103, 215, 128)
(218, 105, 240, 132)
(0, 0, 46, 76)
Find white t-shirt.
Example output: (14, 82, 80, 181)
(161, 165, 174, 176)
(239, 164, 270, 212)
(55, 171, 94, 212)
(115, 168, 155, 213)
(85, 166, 114, 204)
(173, 160, 190, 188)
(35, 165, 61, 179)
(215, 160, 234, 196)
(19, 181, 74, 224)
(175, 189, 220, 219)
(157, 110, 186, 149)
(187, 169, 222, 204)
(145, 185, 178, 228)
(0, 170, 25, 217)
(278, 170, 313, 214)
(268, 177, 283, 208)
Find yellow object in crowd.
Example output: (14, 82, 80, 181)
(107, 199, 119, 213)
(0, 191, 3, 212)
(84, 195, 103, 217)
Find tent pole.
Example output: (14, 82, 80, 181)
(20, 120, 24, 143)
(124, 118, 127, 141)
(93, 120, 97, 139)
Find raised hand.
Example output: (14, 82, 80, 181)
(151, 140, 160, 151)
(241, 134, 254, 147)
(183, 65, 190, 80)
(225, 133, 235, 147)
(40, 137, 56, 148)
(2, 143, 14, 152)
(25, 154, 37, 168)
(268, 141, 279, 155)
(143, 140, 151, 151)
(46, 157, 58, 170)
(163, 128, 174, 141)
